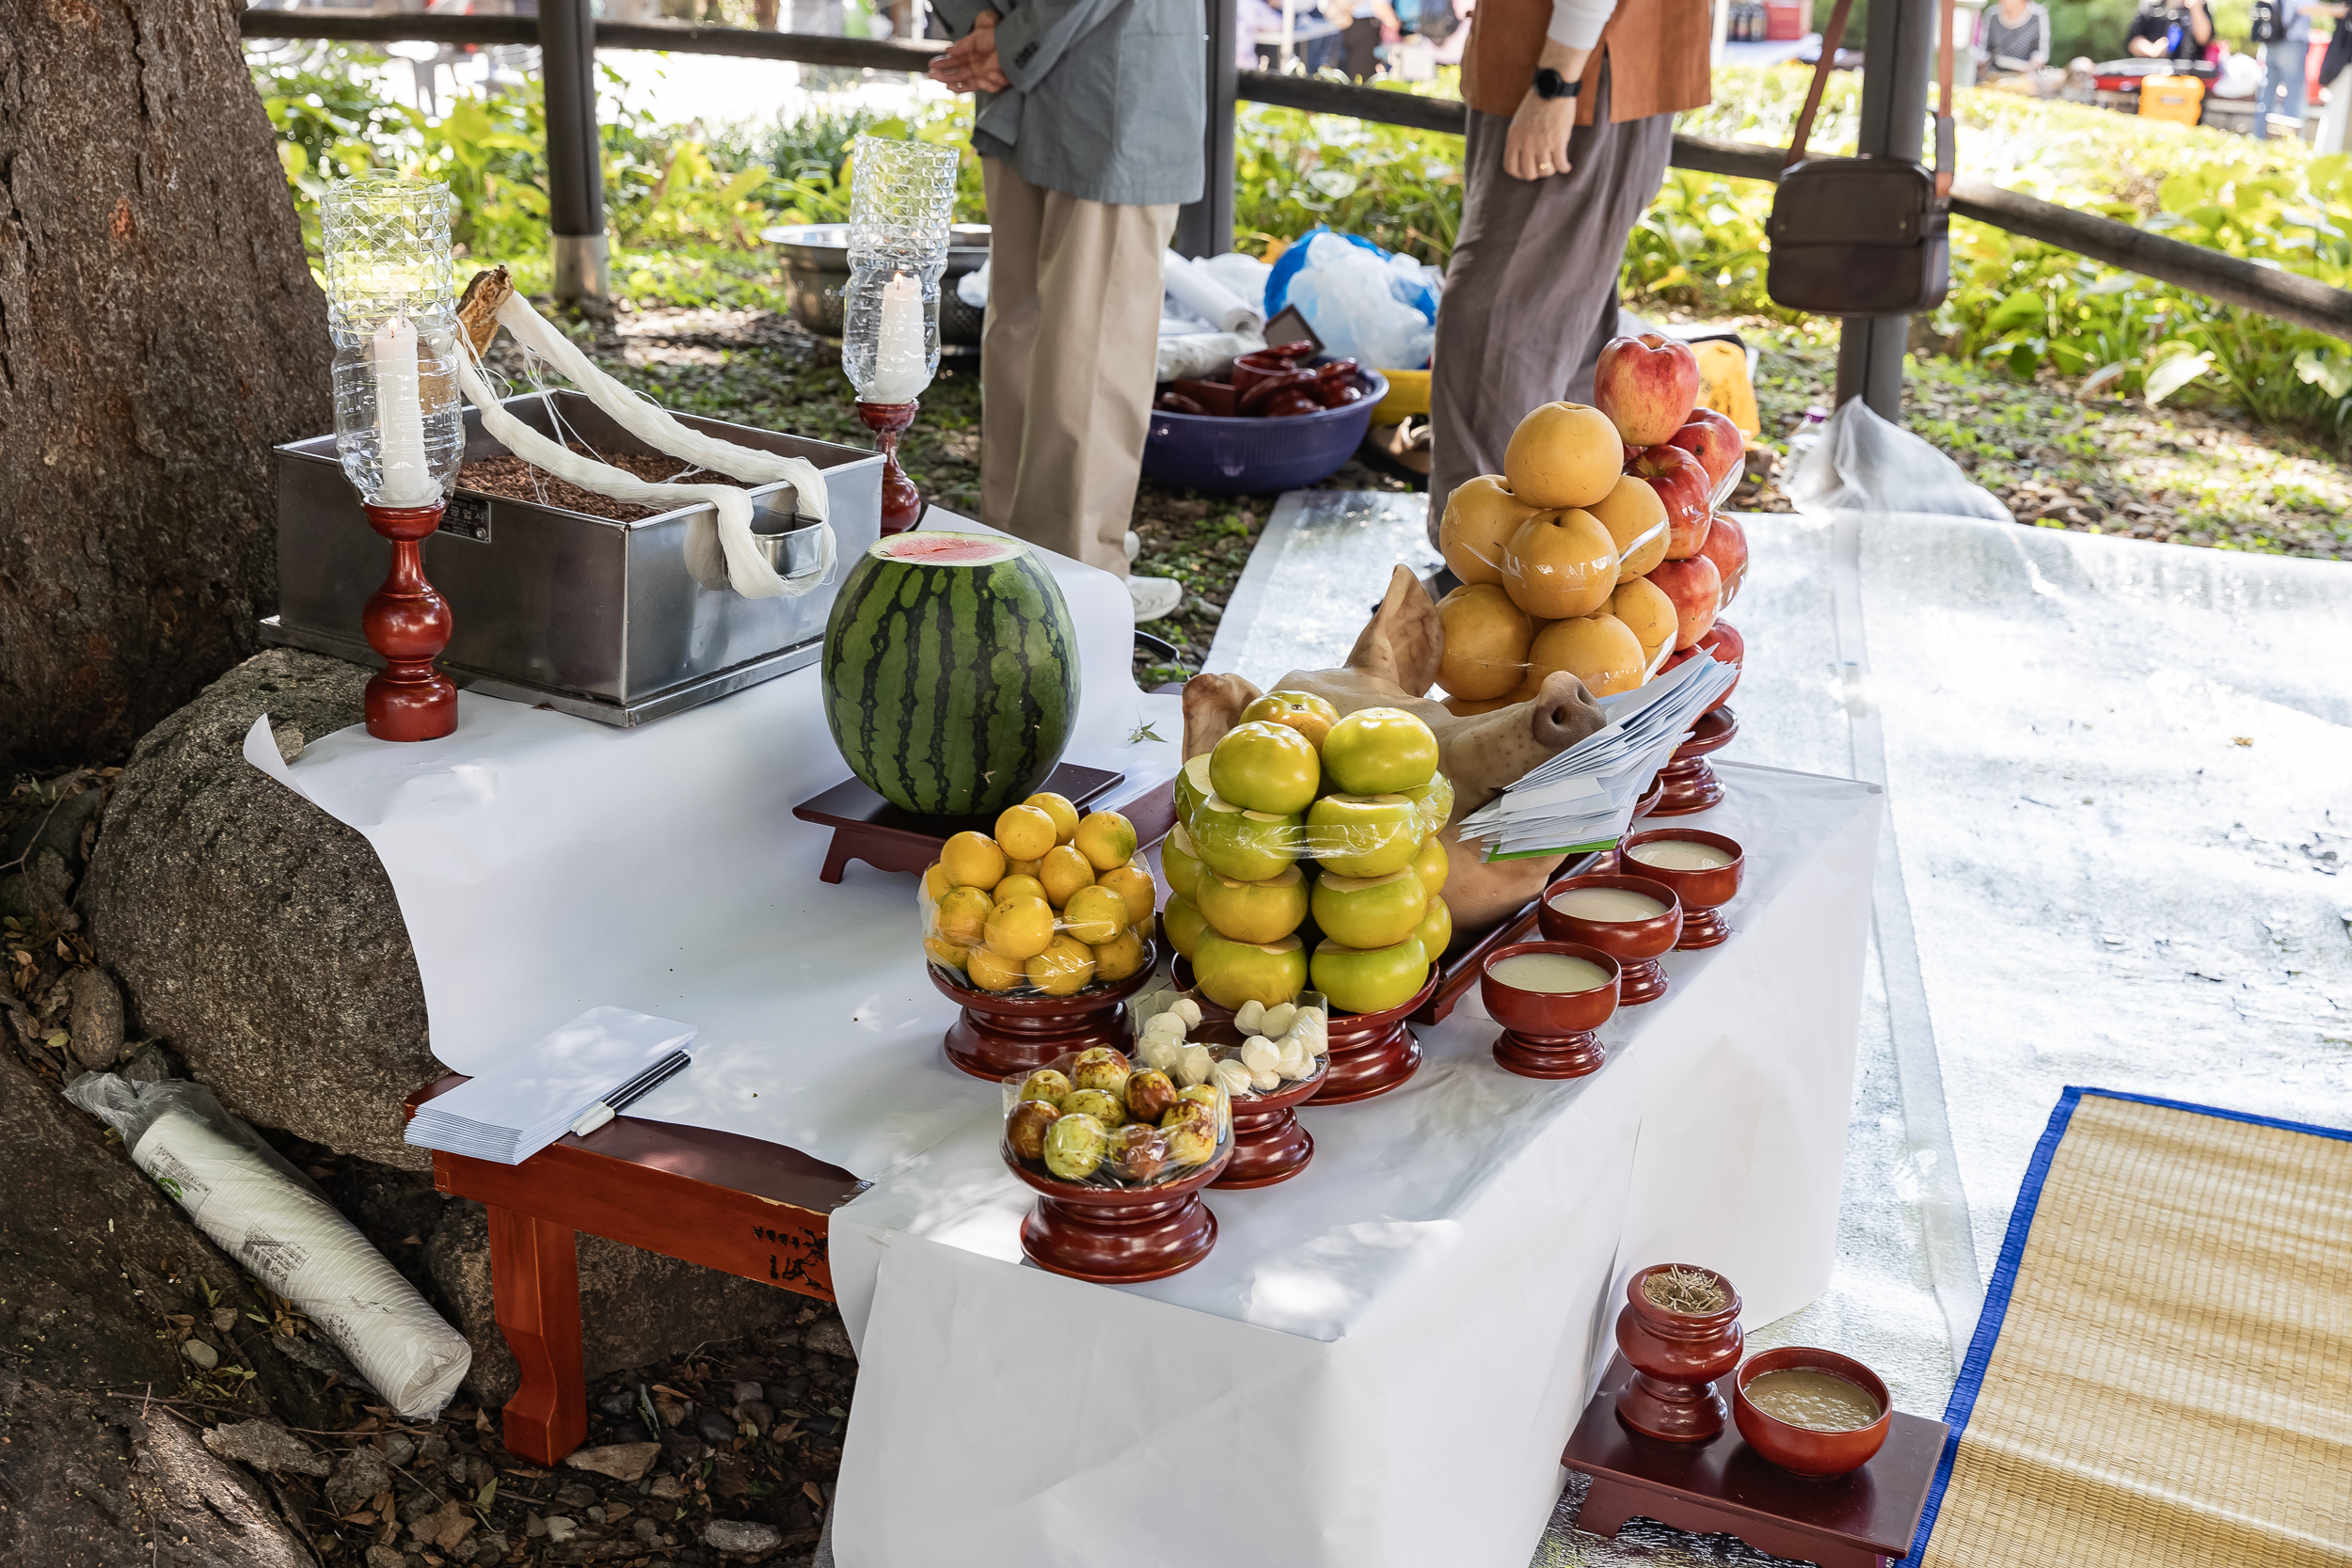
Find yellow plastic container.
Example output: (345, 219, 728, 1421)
(1371, 368, 1431, 425)
(2138, 73, 2204, 125)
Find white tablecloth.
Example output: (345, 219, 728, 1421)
(826, 760, 1883, 1568)
(244, 532, 1182, 1180)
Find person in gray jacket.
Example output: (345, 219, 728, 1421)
(931, 0, 1203, 613)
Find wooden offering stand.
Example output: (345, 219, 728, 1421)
(360, 501, 458, 741)
(1650, 706, 1738, 817)
(1615, 1263, 1743, 1441)
(930, 942, 1159, 1081)
(1009, 1140, 1232, 1283)
(1538, 874, 1683, 1006)
(793, 763, 1129, 884)
(1412, 849, 1604, 1028)
(854, 399, 922, 534)
(1481, 941, 1620, 1079)
(1616, 830, 1745, 950)
(1565, 1354, 1948, 1568)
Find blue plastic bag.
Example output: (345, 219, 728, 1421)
(1263, 227, 1438, 369)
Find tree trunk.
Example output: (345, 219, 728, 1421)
(0, 0, 331, 773)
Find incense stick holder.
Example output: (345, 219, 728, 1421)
(855, 399, 921, 535)
(1616, 1264, 1743, 1443)
(360, 501, 458, 741)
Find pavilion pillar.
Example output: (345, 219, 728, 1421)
(1834, 0, 1937, 420)
(543, 0, 611, 306)
(1173, 0, 1239, 258)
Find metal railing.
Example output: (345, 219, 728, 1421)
(238, 7, 2352, 344)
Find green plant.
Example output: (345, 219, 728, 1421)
(1232, 97, 1465, 263)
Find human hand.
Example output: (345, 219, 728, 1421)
(929, 9, 1009, 92)
(1503, 92, 1576, 181)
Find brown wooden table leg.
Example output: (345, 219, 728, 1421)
(487, 1204, 588, 1466)
(1575, 1476, 1644, 1538)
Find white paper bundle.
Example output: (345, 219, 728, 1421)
(1459, 654, 1741, 859)
(68, 1074, 471, 1419)
(1163, 249, 1264, 337)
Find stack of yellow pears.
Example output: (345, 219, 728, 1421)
(1163, 692, 1453, 1015)
(921, 795, 1158, 996)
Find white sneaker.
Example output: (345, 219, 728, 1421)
(1128, 574, 1184, 623)
(1125, 530, 1141, 563)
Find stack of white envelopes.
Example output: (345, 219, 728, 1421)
(404, 1006, 697, 1165)
(1459, 654, 1740, 860)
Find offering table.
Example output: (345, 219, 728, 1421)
(826, 761, 1881, 1568)
(246, 526, 1880, 1566)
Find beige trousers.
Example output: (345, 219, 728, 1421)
(979, 159, 1177, 578)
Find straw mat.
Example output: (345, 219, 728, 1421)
(1916, 1088, 2352, 1565)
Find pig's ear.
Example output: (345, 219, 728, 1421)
(1181, 673, 1263, 760)
(1342, 564, 1443, 699)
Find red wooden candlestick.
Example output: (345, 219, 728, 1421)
(360, 501, 457, 742)
(855, 400, 921, 535)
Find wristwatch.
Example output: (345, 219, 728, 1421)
(1533, 67, 1581, 99)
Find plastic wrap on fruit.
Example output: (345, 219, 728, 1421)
(1177, 566, 1610, 930)
(1003, 1048, 1231, 1187)
(919, 801, 1161, 1000)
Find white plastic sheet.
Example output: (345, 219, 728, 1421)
(242, 523, 1180, 1180)
(828, 761, 1883, 1568)
(1786, 399, 2013, 523)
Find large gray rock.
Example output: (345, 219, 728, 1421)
(82, 648, 440, 1169)
(426, 1201, 803, 1408)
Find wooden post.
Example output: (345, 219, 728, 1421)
(1173, 0, 1240, 258)
(542, 0, 610, 306)
(1834, 0, 1937, 420)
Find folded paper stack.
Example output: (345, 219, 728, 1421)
(405, 1006, 697, 1164)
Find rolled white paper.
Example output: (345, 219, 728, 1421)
(1163, 249, 1264, 337)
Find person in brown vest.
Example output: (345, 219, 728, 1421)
(1428, 0, 1713, 531)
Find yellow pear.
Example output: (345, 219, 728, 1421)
(1438, 476, 1541, 587)
(1434, 583, 1534, 702)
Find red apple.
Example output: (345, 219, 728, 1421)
(1697, 512, 1748, 607)
(1630, 444, 1713, 560)
(1663, 619, 1742, 710)
(1594, 333, 1703, 447)
(1667, 408, 1743, 499)
(1645, 556, 1722, 650)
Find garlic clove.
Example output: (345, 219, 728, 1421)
(1233, 1000, 1266, 1035)
(1261, 1003, 1297, 1037)
(1177, 1044, 1215, 1087)
(1211, 1058, 1254, 1098)
(1171, 999, 1203, 1028)
(1239, 1035, 1280, 1073)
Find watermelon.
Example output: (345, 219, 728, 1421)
(821, 531, 1081, 817)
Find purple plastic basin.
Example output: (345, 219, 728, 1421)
(1142, 367, 1391, 495)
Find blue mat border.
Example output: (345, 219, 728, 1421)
(1907, 1085, 2352, 1560)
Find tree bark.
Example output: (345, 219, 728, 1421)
(0, 0, 331, 772)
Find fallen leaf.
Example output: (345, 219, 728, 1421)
(2233, 736, 2254, 747)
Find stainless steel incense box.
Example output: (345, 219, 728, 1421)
(264, 389, 884, 726)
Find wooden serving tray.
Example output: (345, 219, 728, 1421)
(1563, 1355, 1947, 1568)
(793, 763, 1127, 883)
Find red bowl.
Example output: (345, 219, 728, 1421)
(1479, 941, 1620, 1037)
(1732, 1347, 1893, 1478)
(1536, 874, 1681, 957)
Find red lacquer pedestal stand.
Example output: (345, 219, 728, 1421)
(855, 400, 921, 535)
(1481, 941, 1621, 1080)
(1618, 830, 1745, 950)
(1010, 1143, 1231, 1282)
(1615, 1263, 1743, 1442)
(1538, 874, 1684, 1006)
(361, 501, 457, 741)
(1650, 706, 1738, 816)
(929, 943, 1158, 1081)
(1215, 1068, 1325, 1188)
(1316, 972, 1438, 1103)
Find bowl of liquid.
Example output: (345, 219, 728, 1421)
(1732, 1347, 1892, 1477)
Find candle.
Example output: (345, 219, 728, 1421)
(370, 316, 436, 506)
(866, 271, 930, 404)
(1549, 886, 1668, 923)
(1744, 1370, 1883, 1432)
(1489, 953, 1611, 994)
(1628, 840, 1736, 872)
